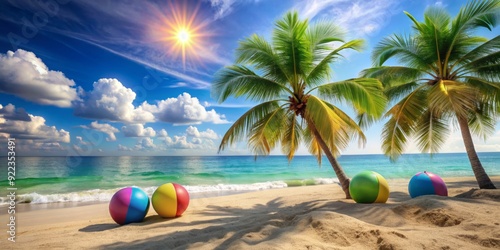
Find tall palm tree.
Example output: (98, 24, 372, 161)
(212, 12, 386, 198)
(363, 0, 499, 189)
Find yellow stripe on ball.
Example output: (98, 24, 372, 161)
(152, 183, 178, 218)
(374, 173, 390, 203)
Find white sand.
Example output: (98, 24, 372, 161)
(2, 176, 500, 249)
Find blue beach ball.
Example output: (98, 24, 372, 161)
(109, 187, 150, 225)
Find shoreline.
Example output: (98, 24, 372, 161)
(2, 176, 500, 249)
(1, 175, 497, 213)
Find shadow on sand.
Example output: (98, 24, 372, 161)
(96, 198, 329, 249)
(89, 179, 499, 249)
(79, 215, 175, 232)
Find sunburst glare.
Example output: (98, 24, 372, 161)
(148, 1, 211, 69)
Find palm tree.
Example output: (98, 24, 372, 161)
(363, 0, 499, 189)
(212, 12, 386, 198)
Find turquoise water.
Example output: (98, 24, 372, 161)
(0, 153, 499, 205)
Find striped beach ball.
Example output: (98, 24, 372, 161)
(349, 170, 390, 203)
(408, 171, 448, 198)
(109, 187, 150, 225)
(152, 183, 190, 218)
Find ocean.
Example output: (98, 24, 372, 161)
(0, 153, 499, 207)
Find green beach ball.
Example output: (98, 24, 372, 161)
(349, 171, 390, 203)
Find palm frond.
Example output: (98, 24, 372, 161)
(307, 39, 365, 87)
(218, 101, 280, 152)
(357, 112, 377, 130)
(462, 77, 500, 117)
(382, 86, 428, 160)
(385, 81, 421, 101)
(462, 76, 500, 99)
(452, 0, 500, 33)
(303, 127, 323, 165)
(419, 6, 453, 75)
(464, 51, 500, 78)
(455, 35, 500, 67)
(327, 103, 367, 148)
(372, 34, 431, 69)
(236, 34, 290, 84)
(415, 110, 449, 154)
(305, 95, 361, 155)
(468, 101, 497, 140)
(316, 78, 387, 118)
(248, 105, 287, 155)
(443, 0, 500, 73)
(281, 111, 302, 161)
(212, 65, 290, 103)
(306, 20, 345, 54)
(427, 80, 479, 119)
(273, 11, 312, 90)
(424, 6, 452, 31)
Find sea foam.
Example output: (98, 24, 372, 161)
(0, 178, 339, 206)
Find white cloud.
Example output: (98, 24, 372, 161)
(209, 0, 262, 19)
(0, 49, 79, 107)
(80, 121, 119, 142)
(75, 136, 91, 146)
(138, 137, 156, 149)
(158, 129, 168, 137)
(141, 92, 229, 125)
(162, 135, 196, 149)
(121, 124, 156, 137)
(296, 0, 348, 20)
(153, 127, 219, 150)
(118, 144, 132, 151)
(0, 104, 70, 142)
(192, 138, 203, 144)
(295, 0, 401, 37)
(130, 137, 156, 150)
(434, 1, 446, 7)
(74, 80, 227, 125)
(186, 126, 219, 139)
(0, 103, 31, 121)
(210, 0, 237, 19)
(17, 141, 65, 152)
(74, 78, 155, 123)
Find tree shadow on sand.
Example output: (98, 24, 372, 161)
(98, 198, 329, 249)
(95, 194, 439, 249)
(79, 215, 175, 232)
(94, 180, 500, 248)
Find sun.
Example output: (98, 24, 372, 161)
(177, 29, 191, 44)
(148, 1, 211, 69)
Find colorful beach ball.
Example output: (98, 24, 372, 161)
(349, 170, 390, 203)
(408, 171, 448, 198)
(152, 183, 190, 218)
(109, 187, 150, 225)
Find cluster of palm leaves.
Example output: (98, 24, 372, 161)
(212, 0, 499, 198)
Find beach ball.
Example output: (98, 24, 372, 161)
(109, 187, 150, 225)
(152, 183, 190, 218)
(408, 171, 448, 198)
(349, 170, 390, 203)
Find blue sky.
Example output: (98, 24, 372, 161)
(0, 0, 499, 156)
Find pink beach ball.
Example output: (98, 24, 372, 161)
(408, 171, 448, 198)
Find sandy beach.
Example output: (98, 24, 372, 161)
(2, 176, 500, 249)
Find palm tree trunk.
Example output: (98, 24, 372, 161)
(307, 120, 352, 198)
(457, 116, 496, 189)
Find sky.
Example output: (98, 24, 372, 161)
(0, 0, 499, 156)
